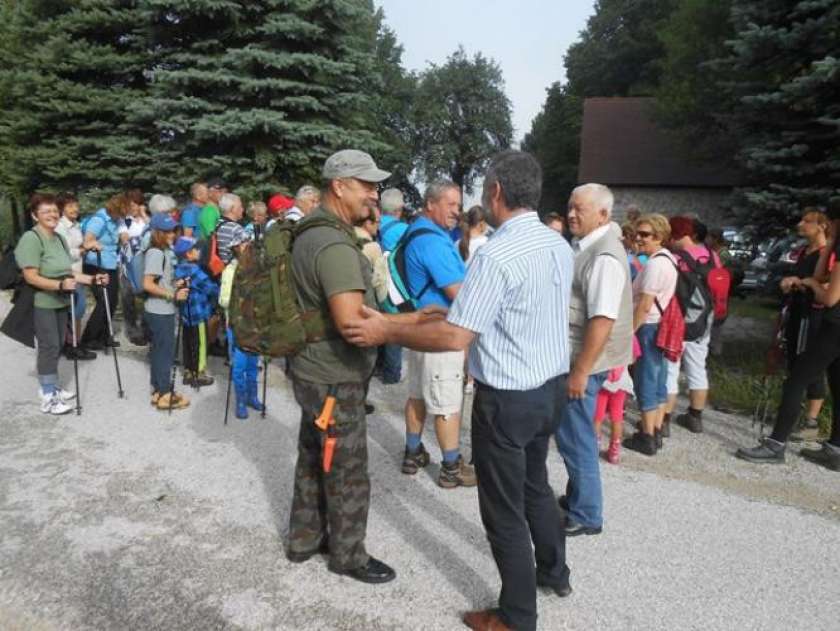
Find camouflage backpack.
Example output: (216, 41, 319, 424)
(229, 216, 352, 357)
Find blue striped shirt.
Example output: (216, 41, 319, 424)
(447, 212, 574, 390)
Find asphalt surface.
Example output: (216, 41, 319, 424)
(1, 312, 839, 630)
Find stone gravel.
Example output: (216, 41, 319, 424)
(1, 317, 838, 630)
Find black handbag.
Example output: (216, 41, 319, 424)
(1, 284, 36, 348)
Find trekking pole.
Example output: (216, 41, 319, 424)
(69, 288, 81, 416)
(97, 252, 124, 398)
(261, 356, 268, 419)
(169, 296, 184, 415)
(224, 350, 233, 426)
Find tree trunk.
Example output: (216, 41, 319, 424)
(9, 196, 22, 239)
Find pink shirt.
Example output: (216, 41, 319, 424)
(679, 244, 722, 270)
(633, 249, 678, 324)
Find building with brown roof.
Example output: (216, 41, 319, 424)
(578, 97, 737, 225)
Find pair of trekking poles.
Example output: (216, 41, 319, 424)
(67, 251, 124, 415)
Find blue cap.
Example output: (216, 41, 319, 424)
(150, 213, 178, 232)
(173, 236, 197, 258)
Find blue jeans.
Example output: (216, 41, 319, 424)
(380, 343, 402, 383)
(555, 372, 607, 528)
(145, 312, 175, 394)
(635, 324, 668, 412)
(227, 328, 259, 393)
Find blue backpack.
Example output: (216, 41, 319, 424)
(125, 227, 152, 295)
(380, 227, 435, 313)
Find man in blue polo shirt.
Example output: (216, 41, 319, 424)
(180, 182, 208, 238)
(401, 180, 475, 489)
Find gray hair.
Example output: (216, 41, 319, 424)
(148, 194, 177, 215)
(189, 182, 207, 199)
(380, 188, 405, 215)
(483, 150, 542, 211)
(248, 201, 267, 218)
(295, 185, 320, 203)
(423, 180, 460, 208)
(572, 183, 614, 217)
(219, 193, 242, 214)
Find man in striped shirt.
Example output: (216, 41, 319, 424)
(347, 150, 574, 631)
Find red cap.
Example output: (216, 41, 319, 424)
(268, 194, 294, 216)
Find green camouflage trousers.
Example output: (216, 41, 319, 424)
(288, 378, 370, 571)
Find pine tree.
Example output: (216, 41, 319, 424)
(0, 0, 152, 200)
(134, 0, 386, 200)
(717, 0, 840, 226)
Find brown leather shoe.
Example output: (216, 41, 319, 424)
(462, 609, 512, 630)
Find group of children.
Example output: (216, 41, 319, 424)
(140, 216, 263, 418)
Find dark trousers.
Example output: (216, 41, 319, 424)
(378, 343, 402, 383)
(182, 324, 199, 373)
(288, 378, 370, 571)
(472, 374, 570, 631)
(81, 265, 118, 346)
(145, 312, 175, 395)
(785, 308, 826, 400)
(772, 320, 840, 447)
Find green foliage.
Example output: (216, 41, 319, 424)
(0, 0, 152, 198)
(134, 0, 386, 201)
(654, 0, 736, 162)
(715, 0, 840, 227)
(524, 0, 679, 211)
(412, 47, 512, 195)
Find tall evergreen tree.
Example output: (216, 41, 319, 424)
(411, 47, 512, 196)
(134, 0, 386, 199)
(0, 0, 152, 200)
(716, 0, 840, 226)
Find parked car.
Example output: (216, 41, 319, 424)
(739, 235, 805, 295)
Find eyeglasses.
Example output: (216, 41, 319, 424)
(636, 230, 654, 239)
(37, 207, 59, 216)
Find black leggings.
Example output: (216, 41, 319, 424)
(784, 308, 826, 401)
(81, 265, 119, 346)
(771, 320, 840, 447)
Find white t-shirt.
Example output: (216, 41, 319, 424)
(633, 248, 678, 324)
(456, 234, 489, 264)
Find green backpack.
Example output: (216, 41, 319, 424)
(229, 216, 353, 357)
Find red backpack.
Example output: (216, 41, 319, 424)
(676, 246, 731, 324)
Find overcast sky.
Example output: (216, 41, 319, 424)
(373, 0, 596, 144)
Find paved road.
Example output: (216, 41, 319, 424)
(1, 327, 838, 630)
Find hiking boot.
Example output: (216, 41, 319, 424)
(157, 392, 190, 410)
(246, 382, 264, 412)
(800, 443, 840, 472)
(438, 456, 477, 488)
(194, 372, 215, 387)
(63, 345, 96, 360)
(606, 439, 621, 465)
(329, 556, 396, 585)
(401, 443, 430, 474)
(182, 370, 197, 387)
(735, 437, 785, 464)
(676, 409, 703, 434)
(40, 391, 72, 415)
(151, 391, 160, 406)
(623, 431, 657, 456)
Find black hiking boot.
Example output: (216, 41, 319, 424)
(676, 408, 704, 434)
(623, 431, 657, 456)
(401, 443, 430, 474)
(800, 443, 840, 472)
(735, 437, 786, 464)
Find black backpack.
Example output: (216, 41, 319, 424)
(654, 252, 713, 342)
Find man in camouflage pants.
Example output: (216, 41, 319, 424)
(285, 149, 396, 584)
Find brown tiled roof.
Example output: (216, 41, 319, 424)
(578, 97, 737, 188)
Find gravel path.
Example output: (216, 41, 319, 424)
(1, 317, 838, 630)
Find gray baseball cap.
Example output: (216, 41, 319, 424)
(322, 149, 391, 183)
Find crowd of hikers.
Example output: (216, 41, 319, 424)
(2, 147, 838, 631)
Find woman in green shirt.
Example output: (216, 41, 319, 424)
(15, 193, 108, 415)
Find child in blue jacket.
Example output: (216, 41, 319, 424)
(173, 237, 219, 387)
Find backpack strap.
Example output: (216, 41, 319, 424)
(400, 228, 439, 299)
(379, 219, 404, 240)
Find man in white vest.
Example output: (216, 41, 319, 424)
(557, 183, 634, 536)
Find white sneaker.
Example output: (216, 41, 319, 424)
(56, 387, 76, 402)
(40, 392, 72, 415)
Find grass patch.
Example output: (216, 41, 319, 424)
(708, 333, 833, 436)
(727, 294, 780, 321)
